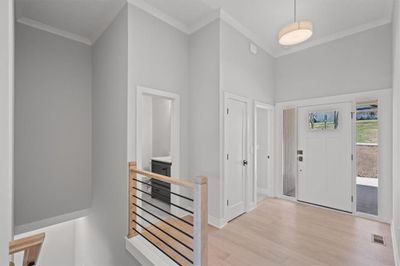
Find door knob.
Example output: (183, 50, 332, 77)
(243, 160, 248, 166)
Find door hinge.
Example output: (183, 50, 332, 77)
(351, 154, 354, 161)
(226, 154, 229, 160)
(227, 108, 229, 115)
(351, 112, 355, 119)
(227, 200, 229, 206)
(351, 196, 354, 202)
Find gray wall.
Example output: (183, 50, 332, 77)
(220, 20, 276, 210)
(128, 3, 190, 179)
(74, 6, 133, 266)
(276, 24, 393, 102)
(220, 21, 275, 104)
(75, 3, 189, 264)
(392, 0, 400, 256)
(14, 23, 92, 229)
(152, 97, 172, 157)
(0, 0, 13, 263)
(188, 20, 221, 218)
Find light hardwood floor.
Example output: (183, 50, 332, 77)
(208, 198, 394, 266)
(137, 198, 394, 266)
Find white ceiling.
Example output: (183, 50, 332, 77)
(16, 0, 393, 56)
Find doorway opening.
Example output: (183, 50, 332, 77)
(254, 103, 274, 203)
(133, 86, 181, 220)
(355, 100, 379, 216)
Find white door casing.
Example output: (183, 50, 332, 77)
(224, 94, 248, 221)
(254, 102, 274, 202)
(298, 102, 353, 212)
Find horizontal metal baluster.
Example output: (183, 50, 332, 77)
(132, 220, 193, 264)
(133, 203, 193, 239)
(132, 186, 194, 214)
(133, 195, 194, 226)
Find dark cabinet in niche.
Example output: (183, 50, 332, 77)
(151, 159, 172, 204)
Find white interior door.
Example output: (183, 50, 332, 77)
(298, 102, 353, 212)
(225, 97, 247, 221)
(256, 108, 269, 196)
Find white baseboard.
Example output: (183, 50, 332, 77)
(247, 202, 257, 212)
(392, 222, 400, 266)
(15, 208, 90, 234)
(208, 215, 226, 229)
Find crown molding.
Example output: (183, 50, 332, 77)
(276, 18, 391, 57)
(219, 9, 276, 57)
(127, 0, 391, 58)
(126, 0, 275, 56)
(188, 9, 220, 34)
(127, 0, 190, 34)
(17, 17, 92, 46)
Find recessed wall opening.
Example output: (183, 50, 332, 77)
(356, 100, 379, 216)
(133, 87, 182, 225)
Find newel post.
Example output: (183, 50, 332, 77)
(193, 176, 208, 266)
(128, 161, 138, 238)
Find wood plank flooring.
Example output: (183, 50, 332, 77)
(137, 198, 394, 265)
(208, 198, 394, 266)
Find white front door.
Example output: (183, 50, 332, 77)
(298, 102, 353, 212)
(225, 97, 247, 221)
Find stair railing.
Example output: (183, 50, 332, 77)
(9, 233, 45, 266)
(128, 161, 208, 266)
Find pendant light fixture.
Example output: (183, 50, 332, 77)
(278, 0, 313, 46)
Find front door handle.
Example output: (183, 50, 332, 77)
(243, 160, 248, 166)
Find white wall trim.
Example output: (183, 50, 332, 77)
(276, 18, 391, 57)
(127, 0, 190, 34)
(392, 221, 399, 266)
(132, 86, 182, 218)
(208, 215, 226, 229)
(16, 17, 92, 46)
(218, 10, 275, 57)
(134, 86, 180, 177)
(127, 0, 390, 58)
(188, 9, 220, 34)
(8, 0, 14, 240)
(276, 89, 392, 106)
(14, 208, 90, 235)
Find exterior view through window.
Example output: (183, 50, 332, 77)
(356, 100, 378, 216)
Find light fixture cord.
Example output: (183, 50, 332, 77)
(294, 0, 297, 22)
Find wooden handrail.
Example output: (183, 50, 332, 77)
(128, 161, 208, 265)
(129, 162, 194, 188)
(9, 233, 45, 266)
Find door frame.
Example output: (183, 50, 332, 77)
(1, 0, 14, 263)
(275, 89, 392, 223)
(223, 92, 251, 222)
(128, 86, 181, 214)
(254, 101, 275, 203)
